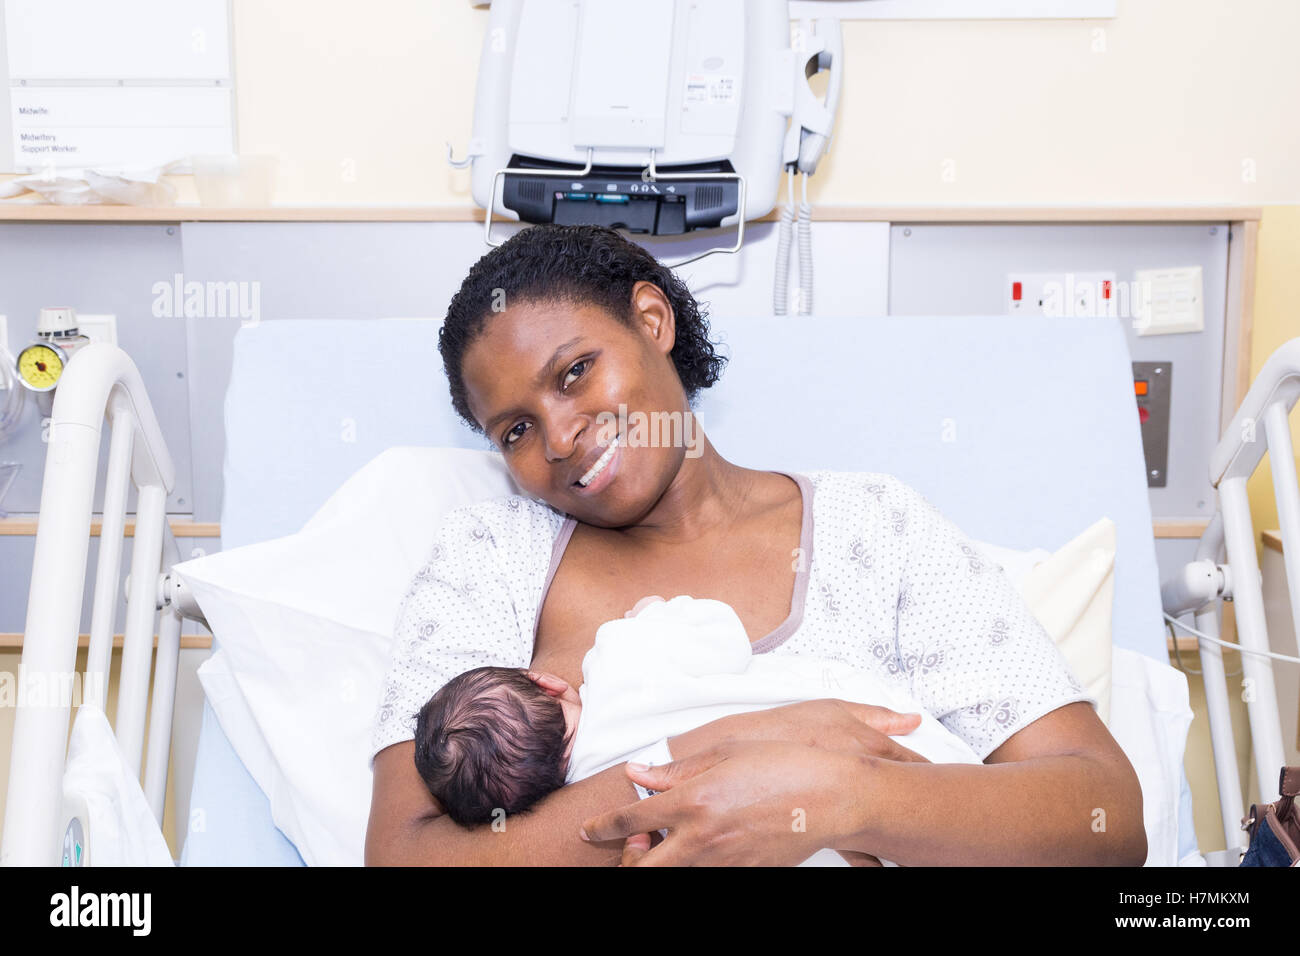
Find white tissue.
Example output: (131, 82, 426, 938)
(0, 161, 182, 205)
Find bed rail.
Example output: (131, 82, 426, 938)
(1161, 336, 1300, 864)
(0, 343, 182, 866)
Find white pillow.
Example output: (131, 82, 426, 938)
(175, 446, 521, 866)
(966, 538, 1053, 589)
(61, 705, 175, 866)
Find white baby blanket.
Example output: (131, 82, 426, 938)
(566, 594, 981, 783)
(564, 595, 981, 867)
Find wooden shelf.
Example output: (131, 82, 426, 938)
(803, 205, 1262, 224)
(0, 629, 1202, 658)
(0, 516, 1211, 541)
(0, 203, 1264, 224)
(0, 629, 1216, 658)
(1154, 519, 1211, 539)
(0, 517, 219, 538)
(0, 632, 212, 649)
(0, 204, 480, 223)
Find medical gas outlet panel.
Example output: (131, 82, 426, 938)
(1133, 362, 1172, 488)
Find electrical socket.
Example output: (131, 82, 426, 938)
(1007, 272, 1117, 317)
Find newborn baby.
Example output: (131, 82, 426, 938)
(414, 594, 982, 850)
(413, 665, 580, 826)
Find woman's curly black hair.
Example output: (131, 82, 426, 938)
(438, 224, 728, 432)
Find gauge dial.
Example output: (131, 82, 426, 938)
(16, 342, 66, 392)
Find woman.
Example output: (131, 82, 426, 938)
(364, 224, 1145, 866)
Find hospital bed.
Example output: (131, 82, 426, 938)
(12, 311, 1281, 866)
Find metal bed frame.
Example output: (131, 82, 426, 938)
(1160, 337, 1300, 865)
(0, 344, 202, 866)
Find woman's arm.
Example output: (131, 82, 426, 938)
(364, 700, 925, 865)
(584, 702, 1146, 866)
(365, 740, 637, 865)
(836, 701, 1146, 866)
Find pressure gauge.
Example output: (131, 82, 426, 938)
(16, 340, 67, 392)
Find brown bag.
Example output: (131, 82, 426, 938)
(1240, 767, 1300, 867)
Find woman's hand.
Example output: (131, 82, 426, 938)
(672, 698, 932, 765)
(582, 739, 873, 866)
(600, 700, 933, 865)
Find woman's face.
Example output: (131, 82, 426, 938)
(461, 281, 691, 528)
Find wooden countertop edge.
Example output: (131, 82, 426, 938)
(0, 203, 1264, 224)
(0, 629, 1199, 656)
(2, 517, 1263, 541)
(0, 630, 1206, 656)
(0, 517, 220, 538)
(0, 633, 212, 649)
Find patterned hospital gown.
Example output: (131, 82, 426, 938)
(369, 471, 1094, 765)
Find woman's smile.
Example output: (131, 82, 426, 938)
(571, 432, 622, 495)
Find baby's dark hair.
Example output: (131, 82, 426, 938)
(438, 223, 728, 432)
(413, 666, 569, 826)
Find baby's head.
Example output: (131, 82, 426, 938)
(413, 666, 580, 826)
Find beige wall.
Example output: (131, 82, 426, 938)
(1245, 206, 1300, 551)
(203, 0, 1300, 206)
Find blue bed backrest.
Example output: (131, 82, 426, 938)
(223, 315, 1163, 661)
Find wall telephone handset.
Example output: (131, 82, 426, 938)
(784, 16, 843, 176)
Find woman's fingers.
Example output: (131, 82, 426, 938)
(624, 595, 667, 618)
(836, 701, 923, 735)
(620, 833, 653, 866)
(864, 733, 931, 764)
(581, 792, 670, 845)
(623, 748, 726, 794)
(842, 714, 932, 763)
(581, 749, 730, 843)
(838, 850, 885, 867)
(525, 669, 570, 697)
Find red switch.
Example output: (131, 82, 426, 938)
(1103, 280, 1112, 299)
(1012, 281, 1022, 301)
(1138, 406, 1149, 424)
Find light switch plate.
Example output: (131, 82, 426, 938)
(1133, 266, 1204, 336)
